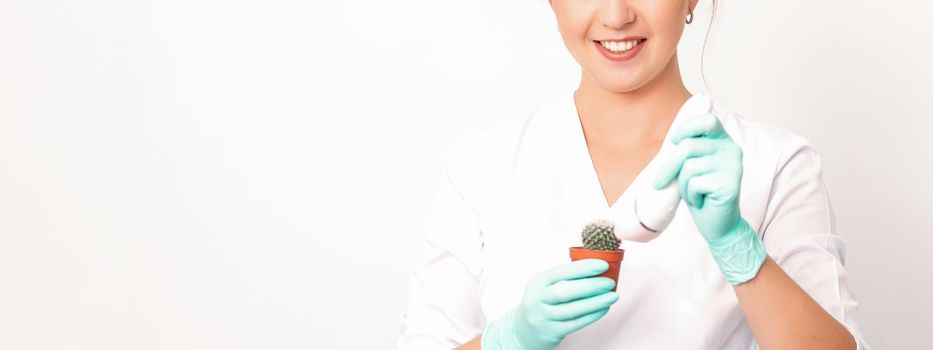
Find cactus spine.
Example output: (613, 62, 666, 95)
(581, 219, 621, 251)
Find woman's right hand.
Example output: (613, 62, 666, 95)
(481, 259, 620, 350)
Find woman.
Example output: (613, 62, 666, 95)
(398, 0, 870, 349)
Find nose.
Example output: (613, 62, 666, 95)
(599, 0, 636, 30)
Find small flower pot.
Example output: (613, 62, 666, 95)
(569, 247, 625, 292)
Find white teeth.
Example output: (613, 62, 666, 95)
(600, 39, 641, 53)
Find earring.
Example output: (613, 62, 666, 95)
(686, 8, 694, 24)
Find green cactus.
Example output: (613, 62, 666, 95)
(581, 219, 621, 251)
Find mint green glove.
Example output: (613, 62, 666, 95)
(652, 112, 766, 286)
(482, 259, 619, 350)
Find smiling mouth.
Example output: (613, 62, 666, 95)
(594, 38, 647, 54)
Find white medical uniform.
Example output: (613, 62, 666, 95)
(397, 92, 871, 349)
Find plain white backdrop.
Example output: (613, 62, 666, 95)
(1, 0, 930, 348)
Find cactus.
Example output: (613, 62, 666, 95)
(581, 219, 621, 251)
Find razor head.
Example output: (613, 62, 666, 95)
(613, 182, 682, 242)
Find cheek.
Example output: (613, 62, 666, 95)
(556, 25, 596, 69)
(553, 4, 594, 48)
(635, 1, 685, 45)
(655, 25, 685, 56)
(651, 6, 688, 48)
(559, 25, 590, 55)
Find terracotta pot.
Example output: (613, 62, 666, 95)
(568, 247, 624, 292)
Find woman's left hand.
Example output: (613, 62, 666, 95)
(652, 112, 744, 243)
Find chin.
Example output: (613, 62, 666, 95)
(594, 74, 646, 93)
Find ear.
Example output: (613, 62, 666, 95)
(689, 0, 700, 12)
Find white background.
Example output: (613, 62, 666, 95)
(1, 0, 930, 348)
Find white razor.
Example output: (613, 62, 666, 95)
(613, 175, 682, 242)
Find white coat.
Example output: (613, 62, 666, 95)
(397, 91, 871, 349)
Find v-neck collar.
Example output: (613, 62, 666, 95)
(562, 91, 714, 219)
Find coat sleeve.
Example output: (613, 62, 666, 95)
(397, 135, 486, 350)
(756, 136, 871, 349)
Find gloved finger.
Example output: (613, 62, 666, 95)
(541, 259, 609, 286)
(685, 173, 717, 209)
(540, 277, 616, 305)
(554, 307, 611, 337)
(688, 172, 739, 207)
(654, 137, 720, 190)
(670, 113, 726, 143)
(676, 156, 715, 207)
(544, 291, 619, 321)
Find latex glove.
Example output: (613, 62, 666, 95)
(652, 112, 766, 285)
(482, 259, 619, 350)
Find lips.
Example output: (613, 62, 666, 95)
(593, 38, 646, 62)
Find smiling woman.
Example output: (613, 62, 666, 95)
(549, 0, 711, 94)
(397, 1, 870, 349)
(548, 0, 718, 95)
